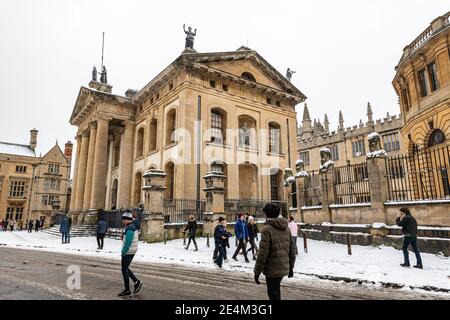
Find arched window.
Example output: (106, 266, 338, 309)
(134, 172, 143, 206)
(164, 162, 175, 200)
(238, 115, 257, 148)
(149, 118, 157, 151)
(113, 137, 121, 167)
(428, 129, 446, 147)
(211, 108, 226, 144)
(166, 109, 176, 146)
(136, 127, 144, 157)
(268, 122, 281, 154)
(269, 168, 283, 201)
(241, 72, 256, 82)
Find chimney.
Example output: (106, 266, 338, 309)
(64, 141, 73, 161)
(30, 128, 38, 150)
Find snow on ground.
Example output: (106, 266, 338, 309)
(0, 231, 449, 293)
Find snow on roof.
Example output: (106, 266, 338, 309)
(0, 142, 36, 157)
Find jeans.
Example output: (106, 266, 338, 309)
(213, 241, 227, 261)
(232, 239, 248, 260)
(402, 236, 422, 266)
(61, 232, 70, 243)
(246, 237, 258, 256)
(186, 235, 197, 249)
(214, 242, 225, 267)
(292, 236, 298, 254)
(266, 277, 283, 300)
(121, 254, 138, 292)
(97, 233, 105, 249)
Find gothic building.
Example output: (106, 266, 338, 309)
(69, 46, 306, 219)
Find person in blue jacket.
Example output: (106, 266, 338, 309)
(59, 216, 70, 244)
(119, 211, 143, 297)
(232, 213, 250, 263)
(213, 217, 232, 268)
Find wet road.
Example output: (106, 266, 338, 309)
(0, 247, 446, 300)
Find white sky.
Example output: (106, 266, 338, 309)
(0, 0, 448, 158)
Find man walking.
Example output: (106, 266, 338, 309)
(28, 219, 33, 233)
(34, 218, 40, 232)
(119, 211, 143, 297)
(254, 203, 296, 300)
(60, 216, 70, 244)
(213, 217, 231, 268)
(232, 213, 249, 262)
(96, 217, 109, 250)
(246, 216, 259, 260)
(396, 207, 423, 269)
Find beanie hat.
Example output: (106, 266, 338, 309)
(248, 216, 254, 221)
(238, 213, 244, 218)
(122, 212, 133, 221)
(218, 217, 224, 222)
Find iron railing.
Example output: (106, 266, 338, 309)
(224, 199, 288, 222)
(332, 163, 371, 205)
(163, 199, 206, 223)
(386, 145, 450, 201)
(303, 170, 322, 206)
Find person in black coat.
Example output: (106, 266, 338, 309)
(396, 207, 423, 269)
(213, 217, 232, 268)
(246, 216, 259, 260)
(28, 220, 33, 233)
(34, 219, 40, 232)
(184, 215, 198, 251)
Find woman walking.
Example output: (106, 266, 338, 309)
(246, 216, 259, 260)
(184, 215, 198, 251)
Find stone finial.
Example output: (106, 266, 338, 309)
(338, 110, 344, 131)
(302, 103, 311, 121)
(30, 128, 38, 150)
(367, 102, 374, 124)
(324, 114, 329, 133)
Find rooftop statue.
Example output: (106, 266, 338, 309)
(183, 24, 197, 50)
(286, 68, 296, 81)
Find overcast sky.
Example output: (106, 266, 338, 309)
(0, 0, 448, 158)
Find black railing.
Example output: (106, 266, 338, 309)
(332, 163, 371, 205)
(163, 199, 206, 224)
(303, 170, 322, 206)
(98, 208, 145, 229)
(386, 145, 450, 201)
(224, 199, 288, 222)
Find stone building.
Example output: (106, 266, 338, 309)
(0, 129, 72, 226)
(69, 45, 306, 222)
(392, 11, 449, 152)
(297, 103, 405, 171)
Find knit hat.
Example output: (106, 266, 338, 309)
(122, 212, 133, 221)
(218, 217, 224, 222)
(248, 216, 254, 221)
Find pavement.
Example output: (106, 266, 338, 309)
(0, 247, 447, 300)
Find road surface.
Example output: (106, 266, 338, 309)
(0, 247, 445, 300)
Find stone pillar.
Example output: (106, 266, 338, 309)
(140, 169, 166, 242)
(82, 122, 97, 211)
(118, 121, 134, 209)
(202, 171, 226, 236)
(69, 134, 82, 212)
(73, 130, 90, 212)
(90, 117, 110, 210)
(367, 157, 389, 223)
(320, 170, 335, 223)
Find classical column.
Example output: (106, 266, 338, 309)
(82, 122, 97, 211)
(74, 130, 90, 212)
(118, 121, 134, 209)
(89, 117, 110, 210)
(69, 134, 82, 212)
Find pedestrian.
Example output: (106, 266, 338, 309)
(34, 219, 40, 232)
(118, 211, 143, 297)
(68, 215, 72, 229)
(246, 216, 259, 260)
(96, 217, 109, 250)
(254, 203, 296, 300)
(232, 213, 249, 263)
(40, 219, 44, 230)
(396, 207, 423, 269)
(60, 216, 70, 244)
(18, 220, 23, 231)
(4, 219, 9, 232)
(213, 220, 230, 263)
(184, 215, 198, 251)
(213, 217, 232, 268)
(0, 219, 3, 232)
(288, 216, 299, 255)
(10, 219, 16, 231)
(28, 219, 33, 233)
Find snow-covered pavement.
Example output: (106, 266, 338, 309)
(0, 231, 449, 294)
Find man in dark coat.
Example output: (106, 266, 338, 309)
(34, 219, 40, 232)
(396, 207, 423, 269)
(254, 203, 296, 300)
(60, 217, 70, 244)
(184, 215, 198, 251)
(28, 219, 33, 233)
(96, 217, 109, 250)
(232, 213, 249, 262)
(213, 217, 232, 268)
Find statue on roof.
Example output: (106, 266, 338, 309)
(286, 68, 296, 81)
(183, 24, 197, 50)
(100, 66, 107, 84)
(92, 66, 98, 82)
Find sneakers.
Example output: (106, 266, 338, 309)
(133, 280, 143, 294)
(118, 290, 131, 297)
(413, 265, 423, 269)
(400, 263, 410, 267)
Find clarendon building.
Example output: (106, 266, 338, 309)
(69, 46, 306, 220)
(0, 129, 72, 226)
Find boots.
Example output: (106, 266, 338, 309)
(194, 242, 198, 251)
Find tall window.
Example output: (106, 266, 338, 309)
(352, 139, 366, 157)
(401, 87, 411, 112)
(268, 122, 281, 154)
(329, 145, 339, 161)
(6, 207, 15, 220)
(136, 127, 144, 157)
(15, 207, 24, 220)
(299, 151, 310, 166)
(44, 178, 60, 191)
(418, 69, 430, 98)
(270, 170, 281, 201)
(48, 164, 60, 174)
(149, 118, 158, 151)
(9, 180, 27, 198)
(238, 115, 257, 148)
(383, 132, 401, 152)
(211, 110, 224, 144)
(165, 109, 176, 145)
(427, 62, 440, 92)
